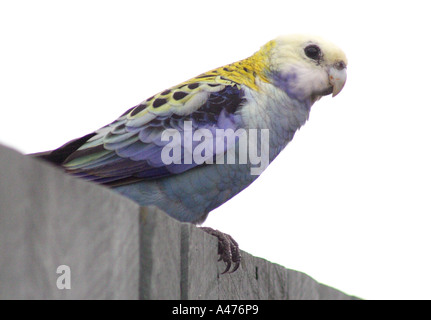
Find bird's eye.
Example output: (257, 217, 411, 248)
(304, 45, 321, 61)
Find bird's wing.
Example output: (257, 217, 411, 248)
(61, 73, 247, 186)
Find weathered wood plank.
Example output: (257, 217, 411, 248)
(0, 145, 140, 299)
(0, 144, 358, 300)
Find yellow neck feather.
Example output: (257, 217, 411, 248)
(187, 40, 276, 91)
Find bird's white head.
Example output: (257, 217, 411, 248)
(262, 34, 347, 103)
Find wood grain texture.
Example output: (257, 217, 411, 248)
(0, 145, 140, 299)
(0, 144, 358, 300)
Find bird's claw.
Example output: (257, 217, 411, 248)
(200, 227, 241, 274)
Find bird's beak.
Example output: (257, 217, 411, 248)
(329, 63, 347, 97)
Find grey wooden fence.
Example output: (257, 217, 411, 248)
(0, 144, 358, 299)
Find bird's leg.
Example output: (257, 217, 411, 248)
(199, 227, 241, 274)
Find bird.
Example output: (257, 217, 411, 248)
(34, 34, 347, 273)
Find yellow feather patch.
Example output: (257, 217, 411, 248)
(127, 40, 276, 120)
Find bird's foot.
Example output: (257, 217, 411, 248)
(200, 227, 241, 274)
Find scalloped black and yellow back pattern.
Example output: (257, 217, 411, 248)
(126, 40, 275, 119)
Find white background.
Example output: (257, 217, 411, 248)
(1, 0, 430, 300)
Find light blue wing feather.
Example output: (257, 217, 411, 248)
(62, 82, 246, 186)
